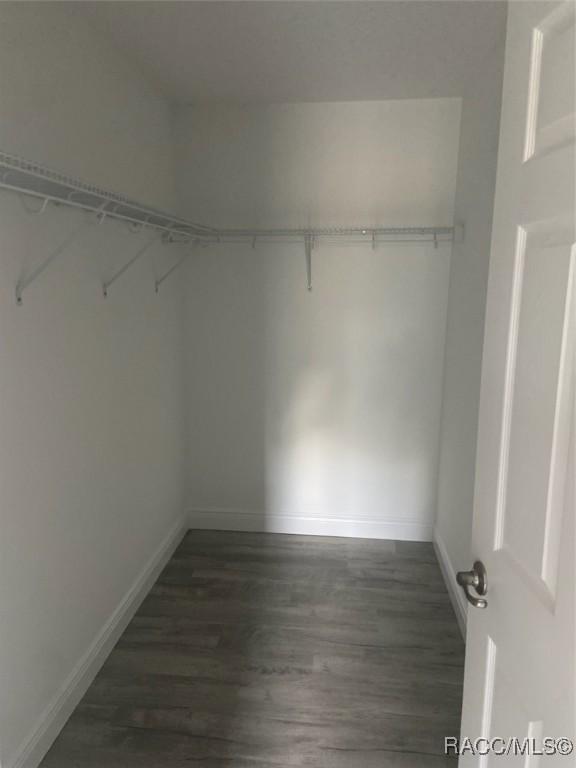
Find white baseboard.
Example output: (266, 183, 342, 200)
(433, 529, 467, 640)
(188, 508, 433, 542)
(10, 514, 188, 768)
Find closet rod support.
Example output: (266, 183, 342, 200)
(155, 248, 194, 293)
(20, 195, 50, 216)
(304, 234, 313, 292)
(15, 215, 94, 306)
(103, 232, 161, 298)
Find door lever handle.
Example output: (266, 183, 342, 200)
(456, 561, 488, 609)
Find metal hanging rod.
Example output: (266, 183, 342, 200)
(0, 149, 455, 300)
(216, 228, 454, 291)
(215, 226, 454, 242)
(218, 226, 454, 237)
(0, 150, 453, 245)
(0, 150, 217, 240)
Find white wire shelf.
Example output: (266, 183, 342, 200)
(0, 149, 455, 300)
(0, 150, 217, 240)
(213, 227, 454, 247)
(216, 226, 454, 238)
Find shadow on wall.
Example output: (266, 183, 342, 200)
(180, 99, 460, 537)
(187, 239, 451, 538)
(264, 242, 450, 530)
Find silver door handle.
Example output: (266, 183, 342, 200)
(456, 561, 488, 609)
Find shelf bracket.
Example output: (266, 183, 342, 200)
(156, 239, 205, 293)
(19, 194, 50, 216)
(304, 234, 314, 292)
(15, 217, 92, 306)
(155, 250, 190, 293)
(103, 232, 161, 298)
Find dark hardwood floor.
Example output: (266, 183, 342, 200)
(41, 530, 464, 767)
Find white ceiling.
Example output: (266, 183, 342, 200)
(82, 1, 507, 105)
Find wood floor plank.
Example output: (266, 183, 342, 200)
(40, 530, 463, 767)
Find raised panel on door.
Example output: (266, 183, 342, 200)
(524, 1, 575, 160)
(498, 226, 575, 603)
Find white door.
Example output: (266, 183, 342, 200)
(458, 1, 575, 765)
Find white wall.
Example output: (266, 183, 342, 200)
(0, 4, 177, 211)
(177, 100, 460, 229)
(0, 6, 186, 767)
(178, 100, 461, 539)
(434, 10, 507, 629)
